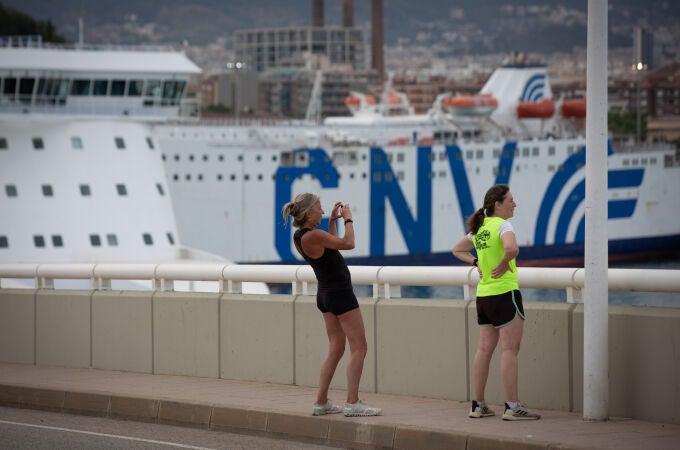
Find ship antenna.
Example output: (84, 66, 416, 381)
(78, 17, 84, 48)
(305, 70, 323, 123)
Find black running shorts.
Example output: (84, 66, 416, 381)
(316, 287, 359, 316)
(476, 290, 525, 328)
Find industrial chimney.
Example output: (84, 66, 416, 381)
(371, 0, 384, 80)
(312, 0, 324, 27)
(342, 0, 354, 27)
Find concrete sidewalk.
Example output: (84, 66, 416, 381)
(0, 362, 678, 450)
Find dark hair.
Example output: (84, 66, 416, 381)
(465, 184, 510, 234)
(281, 192, 320, 228)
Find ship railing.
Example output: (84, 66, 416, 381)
(1, 264, 678, 304)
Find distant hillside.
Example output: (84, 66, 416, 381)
(1, 0, 678, 55)
(0, 1, 65, 42)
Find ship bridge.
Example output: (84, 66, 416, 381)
(0, 37, 201, 120)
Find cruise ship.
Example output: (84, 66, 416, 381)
(0, 37, 267, 291)
(2, 39, 679, 270)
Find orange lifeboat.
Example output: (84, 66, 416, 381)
(561, 99, 586, 118)
(388, 136, 411, 146)
(517, 99, 555, 119)
(345, 95, 376, 107)
(442, 94, 498, 116)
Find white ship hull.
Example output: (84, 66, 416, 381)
(157, 125, 680, 266)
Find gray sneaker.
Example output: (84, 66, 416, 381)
(469, 400, 495, 418)
(343, 400, 382, 417)
(502, 402, 541, 420)
(312, 400, 342, 416)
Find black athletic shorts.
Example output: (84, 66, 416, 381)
(316, 287, 359, 316)
(476, 289, 525, 328)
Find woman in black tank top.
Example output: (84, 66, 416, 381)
(282, 193, 381, 417)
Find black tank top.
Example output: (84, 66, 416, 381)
(293, 228, 352, 290)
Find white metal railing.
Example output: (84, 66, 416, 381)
(1, 264, 679, 303)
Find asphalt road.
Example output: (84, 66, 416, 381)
(0, 406, 343, 450)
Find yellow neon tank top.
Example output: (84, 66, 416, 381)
(473, 217, 518, 296)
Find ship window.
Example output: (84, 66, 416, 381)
(174, 154, 180, 161)
(5, 185, 17, 197)
(532, 147, 539, 156)
(114, 137, 126, 149)
(548, 165, 555, 172)
(476, 150, 483, 159)
(548, 146, 556, 155)
(173, 174, 179, 181)
(567, 145, 575, 155)
(52, 235, 63, 247)
(42, 185, 53, 197)
(93, 79, 109, 96)
(189, 155, 194, 162)
(71, 137, 83, 150)
(197, 174, 203, 181)
(219, 155, 225, 162)
(71, 79, 91, 96)
(439, 151, 446, 161)
(2, 77, 16, 101)
(142, 233, 153, 245)
(33, 138, 44, 150)
(156, 183, 165, 195)
(466, 150, 473, 159)
(397, 153, 404, 163)
(80, 184, 91, 196)
(107, 234, 118, 246)
(373, 172, 382, 182)
(202, 154, 208, 161)
(34, 235, 46, 248)
(244, 174, 250, 181)
(128, 80, 143, 96)
(167, 233, 175, 245)
(19, 78, 35, 104)
(522, 147, 530, 157)
(116, 184, 127, 196)
(362, 173, 367, 179)
(632, 159, 639, 166)
(0, 236, 7, 248)
(439, 170, 447, 178)
(230, 174, 236, 181)
(623, 159, 629, 166)
(111, 80, 126, 96)
(217, 174, 223, 181)
(238, 155, 244, 162)
(0, 137, 7, 149)
(90, 234, 102, 246)
(144, 80, 161, 98)
(185, 174, 191, 181)
(146, 137, 155, 150)
(397, 171, 404, 180)
(650, 157, 657, 165)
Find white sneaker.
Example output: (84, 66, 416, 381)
(312, 400, 342, 416)
(502, 402, 541, 420)
(343, 400, 382, 417)
(469, 400, 495, 418)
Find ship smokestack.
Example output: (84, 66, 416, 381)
(312, 0, 324, 27)
(371, 0, 384, 80)
(342, 0, 354, 27)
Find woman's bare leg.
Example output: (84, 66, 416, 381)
(316, 312, 346, 405)
(499, 317, 524, 403)
(473, 326, 499, 402)
(337, 308, 367, 404)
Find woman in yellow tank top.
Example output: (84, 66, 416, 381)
(453, 184, 541, 421)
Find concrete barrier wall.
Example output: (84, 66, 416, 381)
(1, 288, 679, 424)
(0, 289, 36, 364)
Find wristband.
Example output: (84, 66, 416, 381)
(344, 219, 353, 224)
